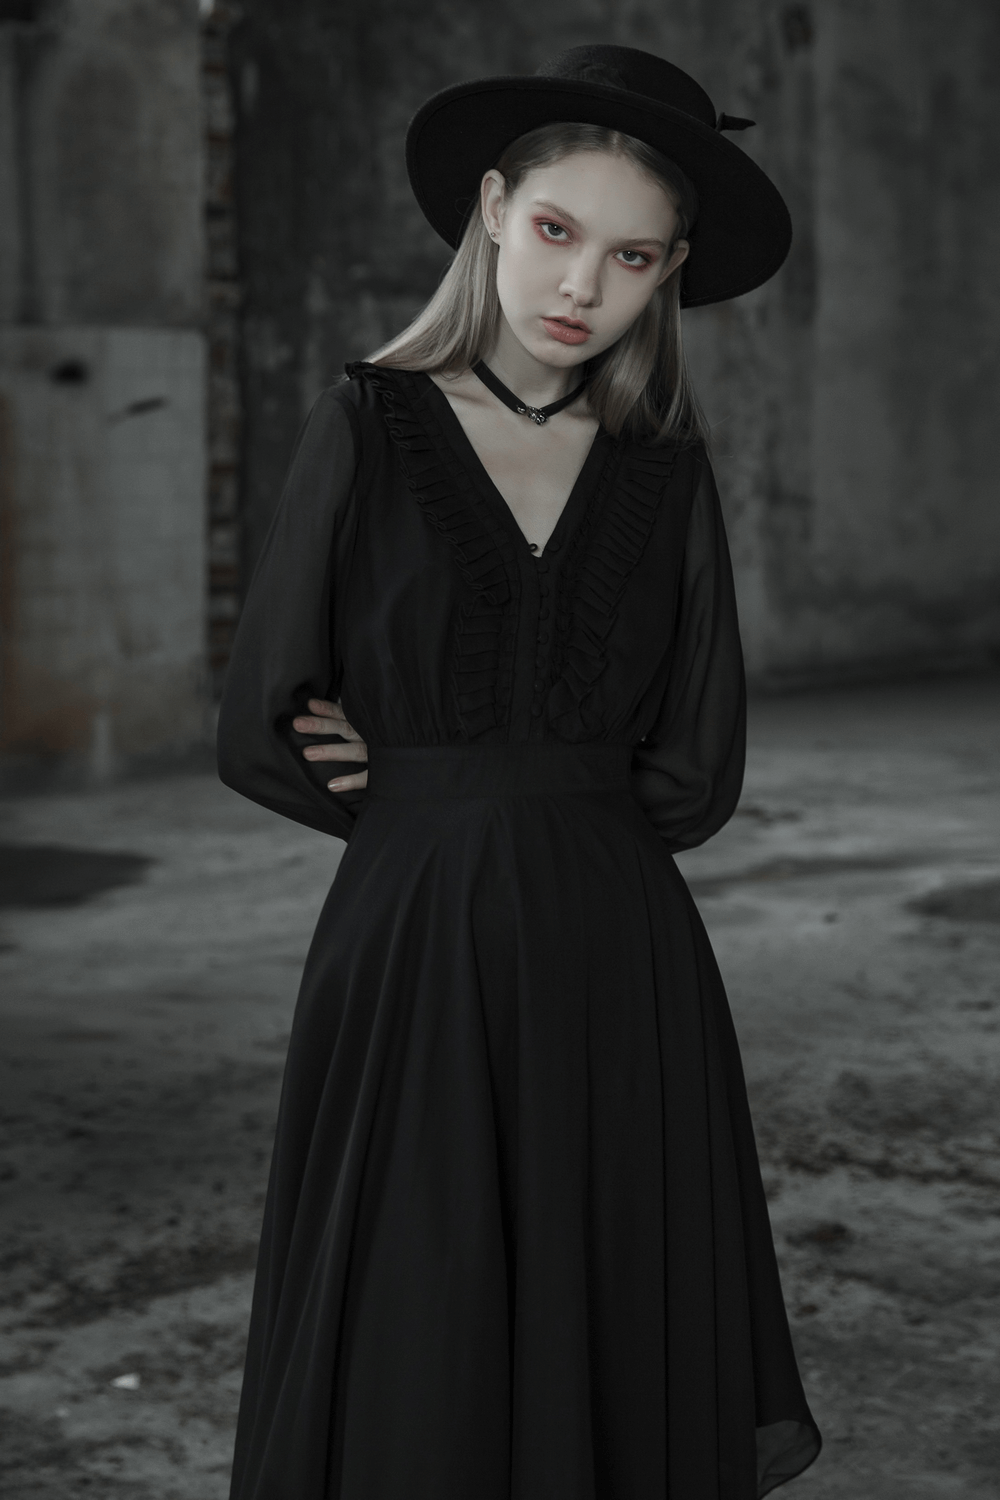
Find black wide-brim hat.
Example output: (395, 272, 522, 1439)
(406, 44, 792, 308)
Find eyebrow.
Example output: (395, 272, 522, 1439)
(529, 198, 668, 250)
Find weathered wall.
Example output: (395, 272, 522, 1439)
(678, 1, 1000, 681)
(0, 0, 206, 775)
(12, 0, 203, 328)
(0, 327, 206, 765)
(231, 0, 1000, 685)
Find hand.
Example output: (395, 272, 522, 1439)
(293, 698, 368, 792)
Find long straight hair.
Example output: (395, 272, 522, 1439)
(371, 122, 708, 446)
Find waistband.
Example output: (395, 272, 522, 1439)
(366, 744, 633, 800)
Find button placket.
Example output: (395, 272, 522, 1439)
(530, 553, 554, 718)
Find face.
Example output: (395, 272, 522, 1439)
(481, 150, 689, 371)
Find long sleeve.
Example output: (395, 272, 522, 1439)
(631, 450, 746, 852)
(217, 388, 362, 840)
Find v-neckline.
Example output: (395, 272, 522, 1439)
(418, 373, 612, 562)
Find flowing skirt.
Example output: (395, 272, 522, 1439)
(230, 744, 820, 1500)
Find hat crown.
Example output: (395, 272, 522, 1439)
(406, 43, 793, 304)
(535, 44, 718, 130)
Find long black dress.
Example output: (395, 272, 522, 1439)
(217, 363, 821, 1500)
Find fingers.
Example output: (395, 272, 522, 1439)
(292, 697, 368, 793)
(302, 740, 368, 763)
(327, 769, 369, 792)
(292, 697, 363, 739)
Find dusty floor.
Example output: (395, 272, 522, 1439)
(1, 674, 999, 1498)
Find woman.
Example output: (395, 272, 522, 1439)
(219, 43, 822, 1500)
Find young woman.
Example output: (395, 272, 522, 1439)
(219, 43, 822, 1500)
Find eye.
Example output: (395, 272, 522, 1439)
(616, 248, 652, 268)
(537, 221, 570, 242)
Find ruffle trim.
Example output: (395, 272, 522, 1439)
(346, 362, 520, 740)
(548, 443, 680, 732)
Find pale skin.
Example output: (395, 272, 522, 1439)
(294, 148, 690, 792)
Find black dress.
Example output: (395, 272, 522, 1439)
(217, 363, 821, 1500)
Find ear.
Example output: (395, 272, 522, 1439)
(480, 169, 507, 241)
(656, 238, 690, 288)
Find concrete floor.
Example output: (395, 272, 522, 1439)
(1, 673, 999, 1498)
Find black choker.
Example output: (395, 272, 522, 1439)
(472, 361, 588, 426)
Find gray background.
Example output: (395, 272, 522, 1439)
(0, 2, 998, 1497)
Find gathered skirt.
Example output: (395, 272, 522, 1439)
(229, 744, 820, 1500)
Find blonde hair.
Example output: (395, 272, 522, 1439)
(371, 122, 708, 446)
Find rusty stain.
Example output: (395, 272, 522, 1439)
(0, 392, 98, 754)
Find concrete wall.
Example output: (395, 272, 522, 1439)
(231, 0, 1000, 686)
(0, 0, 206, 776)
(678, 0, 1000, 682)
(0, 327, 206, 766)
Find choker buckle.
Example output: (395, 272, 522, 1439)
(517, 405, 548, 426)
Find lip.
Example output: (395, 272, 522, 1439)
(541, 316, 591, 346)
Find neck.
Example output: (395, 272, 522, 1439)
(486, 316, 583, 406)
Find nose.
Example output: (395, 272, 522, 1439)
(558, 251, 602, 310)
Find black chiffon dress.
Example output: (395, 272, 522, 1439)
(217, 363, 821, 1500)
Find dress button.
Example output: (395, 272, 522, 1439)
(530, 704, 542, 717)
(540, 606, 551, 620)
(537, 629, 549, 644)
(533, 678, 544, 691)
(536, 558, 549, 574)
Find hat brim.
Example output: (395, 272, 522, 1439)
(406, 77, 792, 308)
